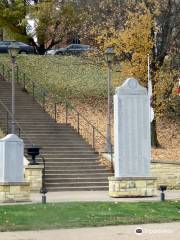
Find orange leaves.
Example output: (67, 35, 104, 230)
(95, 3, 154, 85)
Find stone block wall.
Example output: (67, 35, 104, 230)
(0, 182, 30, 203)
(151, 160, 180, 189)
(25, 165, 43, 192)
(109, 177, 157, 197)
(102, 154, 180, 190)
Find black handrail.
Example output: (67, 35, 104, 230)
(55, 100, 114, 161)
(40, 155, 48, 204)
(0, 100, 33, 145)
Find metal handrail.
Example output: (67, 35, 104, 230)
(61, 99, 114, 162)
(65, 100, 107, 139)
(54, 100, 113, 155)
(0, 62, 114, 163)
(0, 98, 33, 146)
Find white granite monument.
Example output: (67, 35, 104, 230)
(0, 134, 30, 202)
(109, 78, 157, 197)
(0, 134, 24, 182)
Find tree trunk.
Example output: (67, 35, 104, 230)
(0, 28, 3, 40)
(150, 63, 161, 148)
(151, 118, 161, 148)
(37, 43, 46, 55)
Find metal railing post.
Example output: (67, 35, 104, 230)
(8, 69, 11, 81)
(23, 73, 26, 90)
(77, 112, 80, 133)
(6, 111, 9, 134)
(40, 155, 48, 204)
(32, 82, 35, 98)
(16, 65, 19, 82)
(92, 126, 95, 149)
(43, 92, 46, 109)
(18, 127, 21, 137)
(2, 64, 4, 80)
(54, 102, 57, 122)
(65, 101, 68, 124)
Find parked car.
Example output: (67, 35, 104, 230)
(45, 49, 57, 55)
(0, 41, 35, 54)
(45, 44, 94, 56)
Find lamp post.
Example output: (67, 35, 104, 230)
(104, 47, 115, 153)
(8, 42, 19, 134)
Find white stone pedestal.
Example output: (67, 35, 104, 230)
(0, 134, 30, 202)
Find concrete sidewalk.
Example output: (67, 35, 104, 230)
(30, 190, 180, 203)
(0, 222, 180, 240)
(1, 190, 179, 206)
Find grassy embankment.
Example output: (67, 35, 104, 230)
(0, 201, 180, 231)
(0, 54, 122, 99)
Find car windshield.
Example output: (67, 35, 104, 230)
(0, 41, 11, 46)
(67, 44, 90, 49)
(16, 42, 28, 46)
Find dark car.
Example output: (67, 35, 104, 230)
(46, 44, 94, 56)
(0, 41, 35, 54)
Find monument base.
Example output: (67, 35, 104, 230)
(108, 177, 157, 197)
(0, 182, 30, 203)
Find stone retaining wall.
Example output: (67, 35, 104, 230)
(151, 160, 180, 189)
(102, 154, 180, 190)
(0, 182, 30, 203)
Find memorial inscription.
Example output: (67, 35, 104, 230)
(114, 78, 151, 177)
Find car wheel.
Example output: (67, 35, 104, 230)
(19, 51, 28, 54)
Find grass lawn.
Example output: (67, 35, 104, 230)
(0, 201, 180, 231)
(0, 54, 122, 99)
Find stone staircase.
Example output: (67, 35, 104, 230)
(0, 76, 112, 191)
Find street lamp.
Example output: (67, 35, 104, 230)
(104, 47, 115, 153)
(8, 42, 19, 134)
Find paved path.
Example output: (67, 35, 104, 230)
(0, 222, 180, 240)
(30, 190, 180, 203)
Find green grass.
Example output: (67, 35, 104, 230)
(0, 54, 122, 99)
(0, 201, 180, 231)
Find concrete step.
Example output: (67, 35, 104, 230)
(46, 177, 108, 183)
(35, 153, 99, 158)
(42, 162, 102, 166)
(36, 157, 99, 162)
(47, 186, 109, 191)
(45, 169, 110, 174)
(45, 173, 113, 178)
(44, 165, 105, 170)
(46, 182, 108, 188)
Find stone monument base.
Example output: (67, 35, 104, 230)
(0, 182, 30, 203)
(108, 177, 157, 197)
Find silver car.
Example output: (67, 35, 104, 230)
(45, 44, 94, 56)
